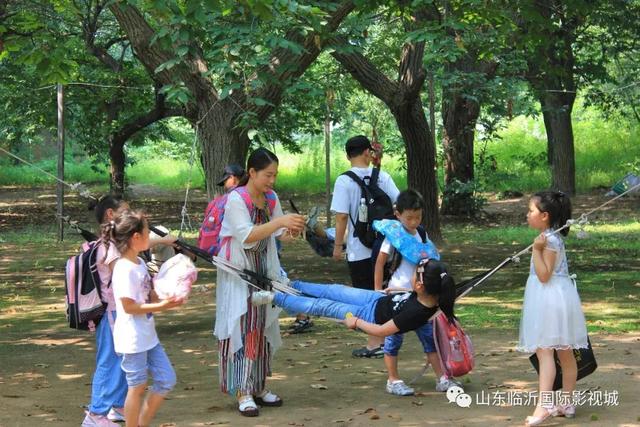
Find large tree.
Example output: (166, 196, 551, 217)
(0, 0, 183, 194)
(516, 0, 640, 194)
(107, 0, 355, 195)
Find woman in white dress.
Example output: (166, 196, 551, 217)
(213, 148, 305, 417)
(518, 191, 588, 426)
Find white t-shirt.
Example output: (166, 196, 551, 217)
(112, 257, 159, 354)
(379, 232, 423, 290)
(330, 167, 400, 262)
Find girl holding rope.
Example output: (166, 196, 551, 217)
(518, 191, 588, 426)
(213, 148, 305, 417)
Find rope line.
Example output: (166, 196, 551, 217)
(0, 146, 96, 200)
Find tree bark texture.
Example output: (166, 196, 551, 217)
(110, 1, 354, 196)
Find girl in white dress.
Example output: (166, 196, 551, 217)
(518, 191, 588, 426)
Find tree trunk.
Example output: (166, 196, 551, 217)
(196, 96, 249, 196)
(540, 97, 554, 165)
(391, 99, 441, 241)
(109, 136, 126, 196)
(440, 93, 481, 215)
(541, 92, 576, 194)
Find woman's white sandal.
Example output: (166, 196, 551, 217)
(254, 389, 283, 407)
(238, 395, 259, 417)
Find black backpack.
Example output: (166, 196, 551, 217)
(371, 225, 427, 286)
(342, 168, 395, 248)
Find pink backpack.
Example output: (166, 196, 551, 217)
(64, 241, 106, 331)
(197, 186, 277, 256)
(433, 312, 474, 377)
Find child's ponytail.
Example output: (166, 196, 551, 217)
(438, 273, 456, 322)
(418, 259, 456, 321)
(532, 191, 572, 236)
(99, 220, 117, 262)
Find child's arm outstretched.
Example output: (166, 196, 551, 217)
(531, 233, 558, 283)
(120, 295, 183, 315)
(344, 316, 399, 338)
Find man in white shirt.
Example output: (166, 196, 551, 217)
(330, 135, 400, 358)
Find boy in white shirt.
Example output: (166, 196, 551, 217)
(374, 189, 462, 395)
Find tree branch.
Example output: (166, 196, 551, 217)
(112, 91, 183, 144)
(329, 36, 400, 106)
(248, 0, 355, 121)
(108, 1, 217, 114)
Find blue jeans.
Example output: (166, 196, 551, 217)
(384, 320, 435, 356)
(89, 311, 127, 415)
(120, 343, 176, 395)
(273, 280, 385, 322)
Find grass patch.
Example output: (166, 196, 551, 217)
(440, 221, 639, 333)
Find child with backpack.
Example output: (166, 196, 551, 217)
(213, 148, 305, 417)
(197, 164, 246, 256)
(518, 191, 588, 426)
(373, 190, 463, 396)
(107, 209, 184, 427)
(81, 195, 129, 427)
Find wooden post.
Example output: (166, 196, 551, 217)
(324, 90, 334, 228)
(57, 83, 65, 242)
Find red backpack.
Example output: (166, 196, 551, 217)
(198, 186, 277, 257)
(433, 312, 474, 377)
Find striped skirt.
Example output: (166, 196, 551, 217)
(218, 290, 272, 395)
(218, 206, 272, 396)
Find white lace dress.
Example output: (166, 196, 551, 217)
(517, 231, 588, 352)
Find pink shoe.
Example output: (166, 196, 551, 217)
(82, 411, 119, 427)
(524, 406, 558, 426)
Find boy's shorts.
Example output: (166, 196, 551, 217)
(383, 320, 435, 356)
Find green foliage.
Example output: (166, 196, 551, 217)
(441, 179, 486, 216)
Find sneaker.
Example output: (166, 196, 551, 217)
(107, 407, 124, 422)
(289, 318, 313, 334)
(435, 376, 463, 392)
(386, 380, 415, 396)
(251, 290, 274, 306)
(82, 411, 119, 427)
(352, 345, 384, 358)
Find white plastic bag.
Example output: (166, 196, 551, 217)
(153, 254, 197, 300)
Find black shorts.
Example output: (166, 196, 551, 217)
(348, 258, 374, 290)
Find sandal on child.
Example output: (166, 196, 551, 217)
(524, 406, 558, 426)
(238, 395, 259, 417)
(254, 389, 283, 407)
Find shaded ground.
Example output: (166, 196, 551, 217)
(0, 185, 639, 426)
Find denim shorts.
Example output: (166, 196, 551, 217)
(383, 320, 435, 356)
(120, 343, 176, 395)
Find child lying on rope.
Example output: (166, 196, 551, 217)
(251, 258, 455, 337)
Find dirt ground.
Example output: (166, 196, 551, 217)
(0, 186, 639, 427)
